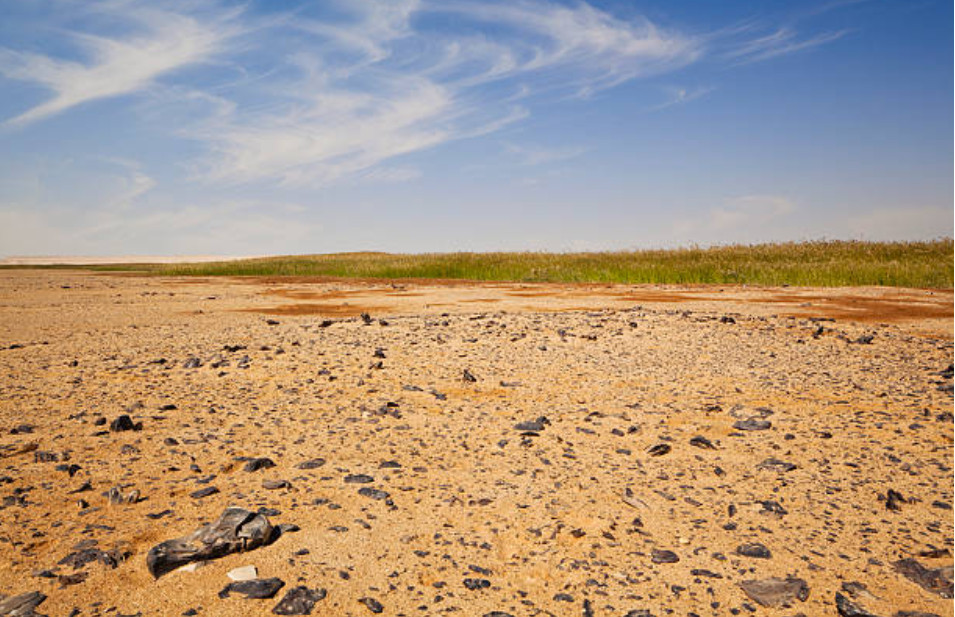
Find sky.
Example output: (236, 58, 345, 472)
(0, 0, 951, 256)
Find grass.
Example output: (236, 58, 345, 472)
(69, 239, 954, 288)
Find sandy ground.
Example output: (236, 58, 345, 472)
(0, 270, 952, 617)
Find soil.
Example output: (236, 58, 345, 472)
(0, 270, 951, 617)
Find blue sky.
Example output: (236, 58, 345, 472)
(0, 0, 951, 256)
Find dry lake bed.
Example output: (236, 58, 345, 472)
(0, 270, 952, 616)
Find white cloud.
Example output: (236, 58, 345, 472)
(191, 0, 702, 186)
(646, 85, 714, 112)
(0, 3, 240, 126)
(727, 27, 847, 64)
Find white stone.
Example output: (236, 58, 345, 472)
(227, 565, 258, 581)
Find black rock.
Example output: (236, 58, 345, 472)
(358, 597, 383, 613)
(757, 458, 797, 472)
(885, 489, 906, 512)
(739, 577, 809, 607)
(733, 418, 772, 431)
(647, 444, 671, 457)
(344, 474, 374, 484)
(0, 591, 47, 616)
(689, 435, 716, 449)
(893, 558, 954, 598)
(463, 578, 491, 590)
(189, 487, 219, 499)
(514, 420, 545, 432)
(146, 507, 275, 578)
(759, 500, 788, 517)
(834, 592, 879, 617)
(462, 369, 478, 382)
(109, 415, 142, 432)
(296, 459, 325, 470)
(650, 549, 679, 564)
(736, 543, 772, 559)
(272, 586, 326, 615)
(244, 458, 276, 473)
(219, 578, 285, 599)
(357, 488, 390, 501)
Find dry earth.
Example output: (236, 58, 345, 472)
(0, 270, 952, 617)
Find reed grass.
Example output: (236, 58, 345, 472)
(74, 239, 954, 288)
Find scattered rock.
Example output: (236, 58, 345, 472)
(219, 578, 285, 599)
(244, 458, 276, 473)
(358, 597, 383, 613)
(739, 577, 809, 607)
(272, 586, 326, 615)
(893, 558, 954, 598)
(0, 591, 46, 616)
(146, 507, 276, 578)
(109, 415, 142, 432)
(733, 418, 772, 431)
(227, 565, 258, 581)
(650, 549, 679, 564)
(736, 543, 772, 559)
(834, 591, 879, 617)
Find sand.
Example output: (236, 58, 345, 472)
(0, 269, 951, 616)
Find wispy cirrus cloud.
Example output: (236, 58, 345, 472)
(191, 0, 703, 186)
(726, 27, 848, 64)
(0, 2, 240, 126)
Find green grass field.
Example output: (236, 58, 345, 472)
(62, 239, 953, 288)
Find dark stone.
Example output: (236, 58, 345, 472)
(893, 558, 953, 598)
(219, 578, 285, 599)
(736, 543, 772, 559)
(463, 578, 491, 590)
(357, 488, 390, 501)
(272, 586, 326, 615)
(647, 444, 671, 456)
(109, 415, 142, 432)
(739, 577, 810, 607)
(263, 480, 290, 490)
(553, 593, 574, 601)
(296, 459, 325, 470)
(733, 418, 772, 431)
(834, 592, 879, 617)
(514, 420, 545, 432)
(343, 474, 373, 484)
(689, 436, 716, 449)
(757, 458, 797, 472)
(885, 489, 906, 512)
(189, 487, 219, 499)
(244, 458, 276, 473)
(759, 500, 788, 517)
(358, 597, 383, 613)
(651, 549, 679, 564)
(0, 591, 47, 616)
(146, 507, 275, 578)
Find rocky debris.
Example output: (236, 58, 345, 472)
(219, 578, 285, 599)
(295, 458, 325, 470)
(146, 507, 276, 578)
(733, 418, 772, 431)
(647, 443, 671, 457)
(262, 480, 290, 490)
(272, 586, 327, 615)
(107, 486, 141, 505)
(514, 418, 548, 432)
(109, 415, 142, 432)
(183, 357, 202, 369)
(344, 474, 374, 484)
(689, 435, 716, 449)
(893, 558, 954, 598)
(757, 458, 797, 472)
(244, 458, 276, 473)
(736, 543, 772, 559)
(739, 577, 809, 607)
(462, 369, 478, 382)
(759, 500, 788, 517)
(0, 591, 47, 616)
(464, 578, 491, 590)
(885, 489, 907, 512)
(189, 487, 219, 499)
(650, 549, 679, 564)
(834, 591, 879, 616)
(358, 597, 384, 613)
(357, 487, 390, 501)
(58, 545, 127, 570)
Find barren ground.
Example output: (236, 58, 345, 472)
(0, 270, 952, 617)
